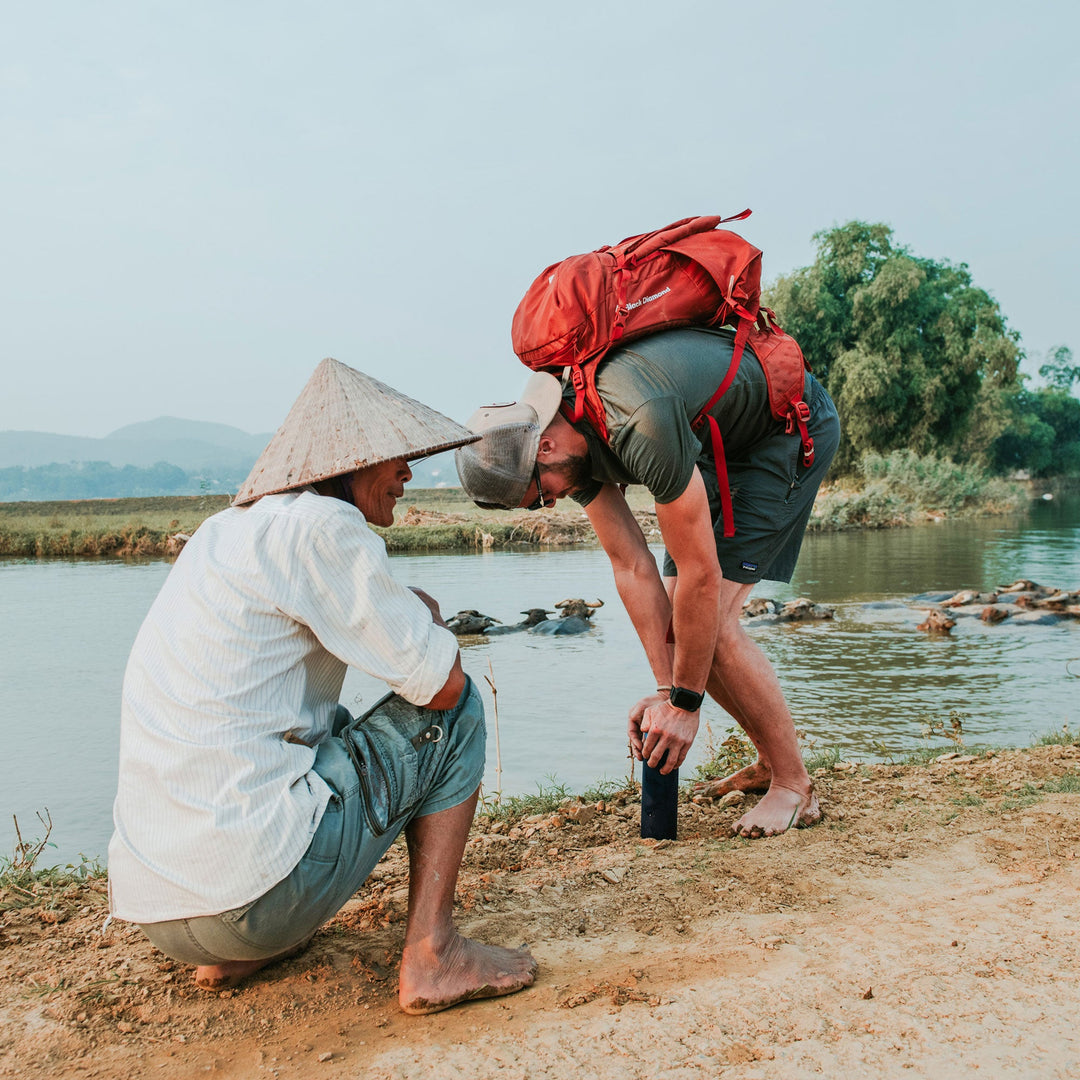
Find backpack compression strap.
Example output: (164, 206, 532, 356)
(689, 315, 753, 539)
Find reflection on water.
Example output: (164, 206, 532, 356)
(1, 497, 1077, 864)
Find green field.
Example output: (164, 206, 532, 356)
(0, 490, 608, 558)
(0, 464, 1032, 560)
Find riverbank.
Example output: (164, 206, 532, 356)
(2, 740, 1078, 1079)
(0, 473, 1044, 559)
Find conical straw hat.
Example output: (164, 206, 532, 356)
(233, 358, 479, 505)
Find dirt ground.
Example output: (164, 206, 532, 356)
(2, 744, 1079, 1080)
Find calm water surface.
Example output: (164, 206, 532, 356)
(1, 497, 1077, 865)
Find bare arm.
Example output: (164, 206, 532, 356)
(586, 473, 722, 773)
(409, 587, 467, 710)
(653, 468, 723, 697)
(630, 469, 722, 771)
(583, 485, 674, 684)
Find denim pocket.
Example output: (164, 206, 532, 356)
(302, 792, 344, 864)
(341, 728, 396, 836)
(219, 898, 259, 924)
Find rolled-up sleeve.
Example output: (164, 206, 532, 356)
(285, 508, 459, 706)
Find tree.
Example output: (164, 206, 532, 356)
(1038, 345, 1080, 393)
(764, 222, 1022, 473)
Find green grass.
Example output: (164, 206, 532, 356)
(1035, 725, 1080, 748)
(1, 812, 105, 909)
(951, 794, 985, 807)
(0, 495, 231, 558)
(809, 450, 1027, 530)
(2, 465, 1035, 559)
(480, 776, 573, 822)
(689, 724, 756, 785)
(1042, 772, 1080, 794)
(0, 490, 609, 557)
(804, 746, 843, 773)
(479, 774, 636, 824)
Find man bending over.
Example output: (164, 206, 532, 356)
(456, 326, 840, 838)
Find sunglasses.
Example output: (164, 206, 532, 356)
(525, 463, 546, 511)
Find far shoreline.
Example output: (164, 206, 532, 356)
(0, 477, 1074, 560)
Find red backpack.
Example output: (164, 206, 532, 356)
(511, 213, 814, 536)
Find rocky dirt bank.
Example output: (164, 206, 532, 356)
(2, 743, 1079, 1079)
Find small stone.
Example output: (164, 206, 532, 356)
(567, 804, 597, 825)
(718, 791, 745, 808)
(600, 868, 625, 884)
(117, 1021, 135, 1033)
(318, 1051, 333, 1062)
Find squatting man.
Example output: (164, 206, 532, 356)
(456, 325, 841, 838)
(108, 358, 537, 1010)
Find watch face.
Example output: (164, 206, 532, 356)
(669, 686, 704, 712)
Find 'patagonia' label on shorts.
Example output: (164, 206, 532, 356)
(741, 561, 759, 572)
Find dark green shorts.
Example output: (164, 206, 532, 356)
(663, 379, 840, 585)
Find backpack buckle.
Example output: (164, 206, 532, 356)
(785, 400, 811, 434)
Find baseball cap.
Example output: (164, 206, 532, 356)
(455, 372, 564, 509)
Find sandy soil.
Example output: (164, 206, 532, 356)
(2, 744, 1079, 1080)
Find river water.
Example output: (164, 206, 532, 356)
(2, 497, 1077, 866)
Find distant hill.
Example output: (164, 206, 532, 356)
(0, 416, 463, 500)
(0, 417, 272, 472)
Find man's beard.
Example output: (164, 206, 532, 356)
(548, 450, 592, 495)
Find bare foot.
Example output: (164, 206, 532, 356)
(732, 783, 821, 839)
(194, 939, 311, 991)
(693, 759, 772, 799)
(399, 931, 538, 1015)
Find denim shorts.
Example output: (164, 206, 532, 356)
(138, 678, 485, 965)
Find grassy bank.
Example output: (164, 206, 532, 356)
(807, 450, 1028, 530)
(0, 454, 1038, 559)
(0, 495, 233, 558)
(0, 490, 626, 558)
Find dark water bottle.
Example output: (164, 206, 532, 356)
(640, 752, 678, 840)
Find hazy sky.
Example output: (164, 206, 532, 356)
(2, 1, 1077, 438)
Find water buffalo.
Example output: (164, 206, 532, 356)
(917, 609, 956, 635)
(940, 589, 999, 608)
(742, 597, 781, 618)
(553, 598, 604, 620)
(529, 615, 592, 635)
(529, 599, 603, 635)
(484, 609, 554, 636)
(779, 598, 835, 622)
(446, 610, 501, 636)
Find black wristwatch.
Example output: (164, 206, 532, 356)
(669, 686, 705, 712)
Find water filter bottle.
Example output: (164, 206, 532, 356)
(640, 752, 678, 840)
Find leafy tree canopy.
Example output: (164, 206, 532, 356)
(1038, 345, 1080, 393)
(764, 221, 1022, 472)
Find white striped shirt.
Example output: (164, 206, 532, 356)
(108, 489, 458, 923)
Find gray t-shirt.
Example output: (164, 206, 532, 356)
(569, 326, 782, 506)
